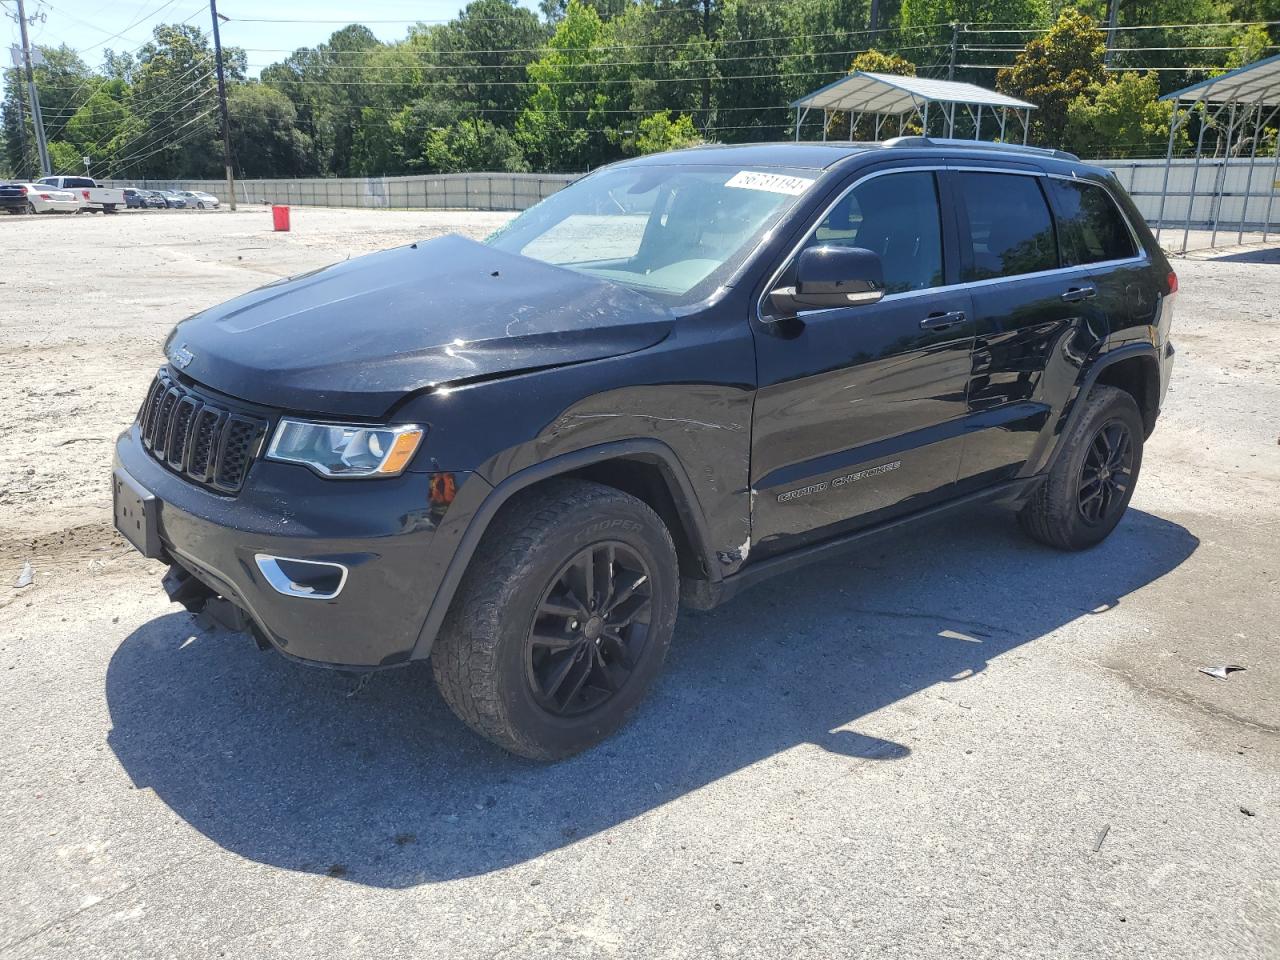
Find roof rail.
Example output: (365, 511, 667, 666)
(881, 136, 1080, 162)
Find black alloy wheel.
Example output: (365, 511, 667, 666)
(432, 478, 679, 759)
(526, 542, 653, 717)
(1017, 384, 1144, 551)
(1077, 419, 1133, 526)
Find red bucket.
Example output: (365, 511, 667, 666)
(271, 205, 290, 232)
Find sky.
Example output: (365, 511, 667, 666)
(2, 0, 543, 97)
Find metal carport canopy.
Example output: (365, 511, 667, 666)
(1158, 51, 1280, 106)
(1154, 52, 1280, 254)
(791, 72, 1036, 116)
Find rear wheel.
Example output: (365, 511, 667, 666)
(197, 201, 205, 209)
(432, 479, 679, 760)
(26, 201, 36, 215)
(1018, 385, 1144, 551)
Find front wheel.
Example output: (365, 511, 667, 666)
(1019, 385, 1144, 551)
(432, 479, 679, 760)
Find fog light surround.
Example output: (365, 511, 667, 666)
(255, 555, 349, 600)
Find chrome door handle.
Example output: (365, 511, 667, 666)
(1061, 286, 1097, 302)
(920, 310, 966, 330)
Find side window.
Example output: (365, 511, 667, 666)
(1048, 179, 1137, 265)
(804, 171, 944, 294)
(956, 172, 1058, 281)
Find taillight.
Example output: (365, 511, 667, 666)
(18, 186, 26, 196)
(82, 190, 90, 200)
(1167, 271, 1178, 295)
(39, 193, 51, 200)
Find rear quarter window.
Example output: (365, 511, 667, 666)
(1048, 179, 1138, 265)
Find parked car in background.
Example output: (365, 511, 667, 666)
(176, 190, 220, 209)
(139, 190, 167, 209)
(34, 176, 125, 213)
(124, 188, 147, 209)
(1, 183, 30, 214)
(15, 182, 78, 214)
(156, 191, 187, 209)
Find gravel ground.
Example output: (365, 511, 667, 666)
(0, 207, 1277, 959)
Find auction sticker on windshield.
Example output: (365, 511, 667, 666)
(725, 171, 815, 195)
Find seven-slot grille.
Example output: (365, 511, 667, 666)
(138, 373, 268, 493)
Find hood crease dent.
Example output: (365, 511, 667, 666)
(165, 234, 676, 418)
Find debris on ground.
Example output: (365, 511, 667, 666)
(1199, 665, 1246, 680)
(1093, 824, 1110, 853)
(13, 561, 33, 589)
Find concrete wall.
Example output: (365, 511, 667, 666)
(103, 172, 579, 212)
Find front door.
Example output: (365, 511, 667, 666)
(750, 168, 974, 558)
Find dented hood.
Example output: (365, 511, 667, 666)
(165, 234, 675, 417)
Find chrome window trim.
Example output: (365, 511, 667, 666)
(756, 163, 1148, 323)
(254, 554, 349, 601)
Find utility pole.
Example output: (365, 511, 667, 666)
(868, 0, 879, 34)
(1104, 0, 1120, 67)
(209, 0, 237, 210)
(14, 0, 50, 177)
(947, 22, 959, 82)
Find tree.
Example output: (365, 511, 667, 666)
(517, 0, 612, 171)
(426, 0, 548, 119)
(228, 84, 316, 178)
(1065, 70, 1187, 157)
(422, 118, 529, 171)
(899, 0, 1049, 36)
(614, 110, 704, 154)
(997, 9, 1106, 148)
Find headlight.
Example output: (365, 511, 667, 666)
(266, 420, 425, 478)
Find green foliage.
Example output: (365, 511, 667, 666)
(900, 0, 1050, 33)
(1222, 24, 1271, 70)
(517, 0, 612, 171)
(1065, 70, 1187, 157)
(423, 118, 530, 172)
(614, 109, 704, 154)
(228, 84, 316, 178)
(997, 8, 1106, 147)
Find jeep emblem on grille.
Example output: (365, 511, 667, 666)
(171, 344, 195, 369)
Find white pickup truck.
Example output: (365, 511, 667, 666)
(35, 176, 126, 213)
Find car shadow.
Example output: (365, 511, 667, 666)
(105, 506, 1197, 887)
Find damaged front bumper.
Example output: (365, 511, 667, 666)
(113, 425, 484, 668)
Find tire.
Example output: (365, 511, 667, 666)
(432, 479, 680, 760)
(26, 202, 36, 215)
(197, 202, 205, 209)
(1018, 384, 1144, 551)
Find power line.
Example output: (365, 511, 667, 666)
(237, 22, 955, 58)
(246, 42, 951, 74)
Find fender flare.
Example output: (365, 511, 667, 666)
(410, 438, 717, 659)
(1043, 342, 1161, 473)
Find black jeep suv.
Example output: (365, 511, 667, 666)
(113, 138, 1176, 759)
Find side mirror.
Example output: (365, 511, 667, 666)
(769, 245, 885, 315)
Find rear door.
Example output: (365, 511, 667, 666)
(749, 166, 975, 557)
(1044, 176, 1155, 336)
(948, 167, 1107, 491)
